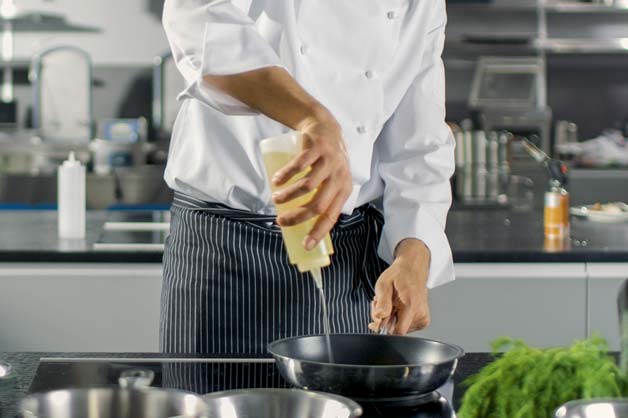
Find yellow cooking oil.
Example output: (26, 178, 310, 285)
(261, 133, 335, 362)
(260, 136, 334, 274)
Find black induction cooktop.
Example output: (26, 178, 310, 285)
(27, 357, 456, 418)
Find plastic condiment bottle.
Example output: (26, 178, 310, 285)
(58, 152, 86, 239)
(260, 132, 334, 289)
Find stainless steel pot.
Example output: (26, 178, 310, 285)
(554, 399, 628, 418)
(268, 334, 464, 398)
(20, 368, 209, 418)
(203, 388, 362, 418)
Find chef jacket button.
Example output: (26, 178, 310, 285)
(387, 11, 397, 19)
(300, 45, 308, 55)
(356, 125, 367, 134)
(365, 70, 374, 79)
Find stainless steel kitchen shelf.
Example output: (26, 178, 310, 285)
(446, 38, 628, 54)
(0, 12, 100, 32)
(448, 1, 628, 13)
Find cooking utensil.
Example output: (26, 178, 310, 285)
(268, 334, 464, 398)
(555, 398, 628, 418)
(203, 388, 362, 418)
(20, 368, 208, 418)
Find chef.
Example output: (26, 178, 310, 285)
(160, 0, 455, 354)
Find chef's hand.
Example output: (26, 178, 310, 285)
(272, 113, 352, 250)
(369, 239, 431, 335)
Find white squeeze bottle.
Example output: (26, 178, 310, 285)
(260, 132, 334, 289)
(58, 152, 86, 239)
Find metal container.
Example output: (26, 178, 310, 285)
(555, 399, 628, 418)
(20, 368, 209, 418)
(268, 334, 464, 399)
(473, 130, 488, 199)
(203, 388, 362, 418)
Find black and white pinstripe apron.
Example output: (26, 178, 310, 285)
(160, 192, 389, 355)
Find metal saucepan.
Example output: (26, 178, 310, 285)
(203, 388, 363, 418)
(555, 398, 628, 418)
(268, 334, 464, 398)
(20, 368, 209, 418)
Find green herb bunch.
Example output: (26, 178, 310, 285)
(458, 336, 627, 418)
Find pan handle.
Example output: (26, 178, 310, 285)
(378, 316, 397, 335)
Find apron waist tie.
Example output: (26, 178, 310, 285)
(172, 191, 371, 227)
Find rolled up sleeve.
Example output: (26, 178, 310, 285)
(376, 20, 455, 289)
(162, 0, 285, 115)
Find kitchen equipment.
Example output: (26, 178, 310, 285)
(20, 367, 209, 418)
(521, 138, 569, 186)
(453, 123, 511, 206)
(521, 137, 571, 236)
(25, 357, 464, 418)
(268, 334, 464, 399)
(30, 45, 93, 144)
(202, 388, 363, 418)
(469, 56, 552, 156)
(554, 399, 628, 418)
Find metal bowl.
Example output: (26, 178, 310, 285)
(20, 388, 209, 418)
(203, 388, 362, 418)
(555, 398, 628, 418)
(268, 334, 464, 398)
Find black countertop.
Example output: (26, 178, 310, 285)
(0, 352, 492, 418)
(0, 209, 627, 263)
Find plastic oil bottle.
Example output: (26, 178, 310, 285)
(260, 132, 335, 361)
(260, 132, 334, 286)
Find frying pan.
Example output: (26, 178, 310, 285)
(268, 334, 464, 399)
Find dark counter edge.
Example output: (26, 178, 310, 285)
(0, 352, 492, 418)
(0, 251, 164, 263)
(1, 250, 628, 264)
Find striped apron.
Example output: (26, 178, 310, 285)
(160, 192, 389, 354)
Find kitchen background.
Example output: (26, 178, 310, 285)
(1, 0, 628, 208)
(1, 0, 628, 354)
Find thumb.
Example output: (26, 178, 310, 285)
(373, 277, 394, 320)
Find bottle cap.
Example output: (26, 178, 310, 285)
(297, 255, 331, 273)
(63, 151, 82, 167)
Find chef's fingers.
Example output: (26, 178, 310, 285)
(372, 277, 394, 321)
(391, 305, 414, 336)
(304, 186, 350, 249)
(368, 298, 383, 332)
(368, 299, 380, 332)
(276, 181, 337, 227)
(272, 159, 328, 205)
(272, 149, 321, 186)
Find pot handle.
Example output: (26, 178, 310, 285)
(118, 369, 155, 389)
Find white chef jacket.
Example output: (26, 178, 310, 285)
(162, 0, 455, 289)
